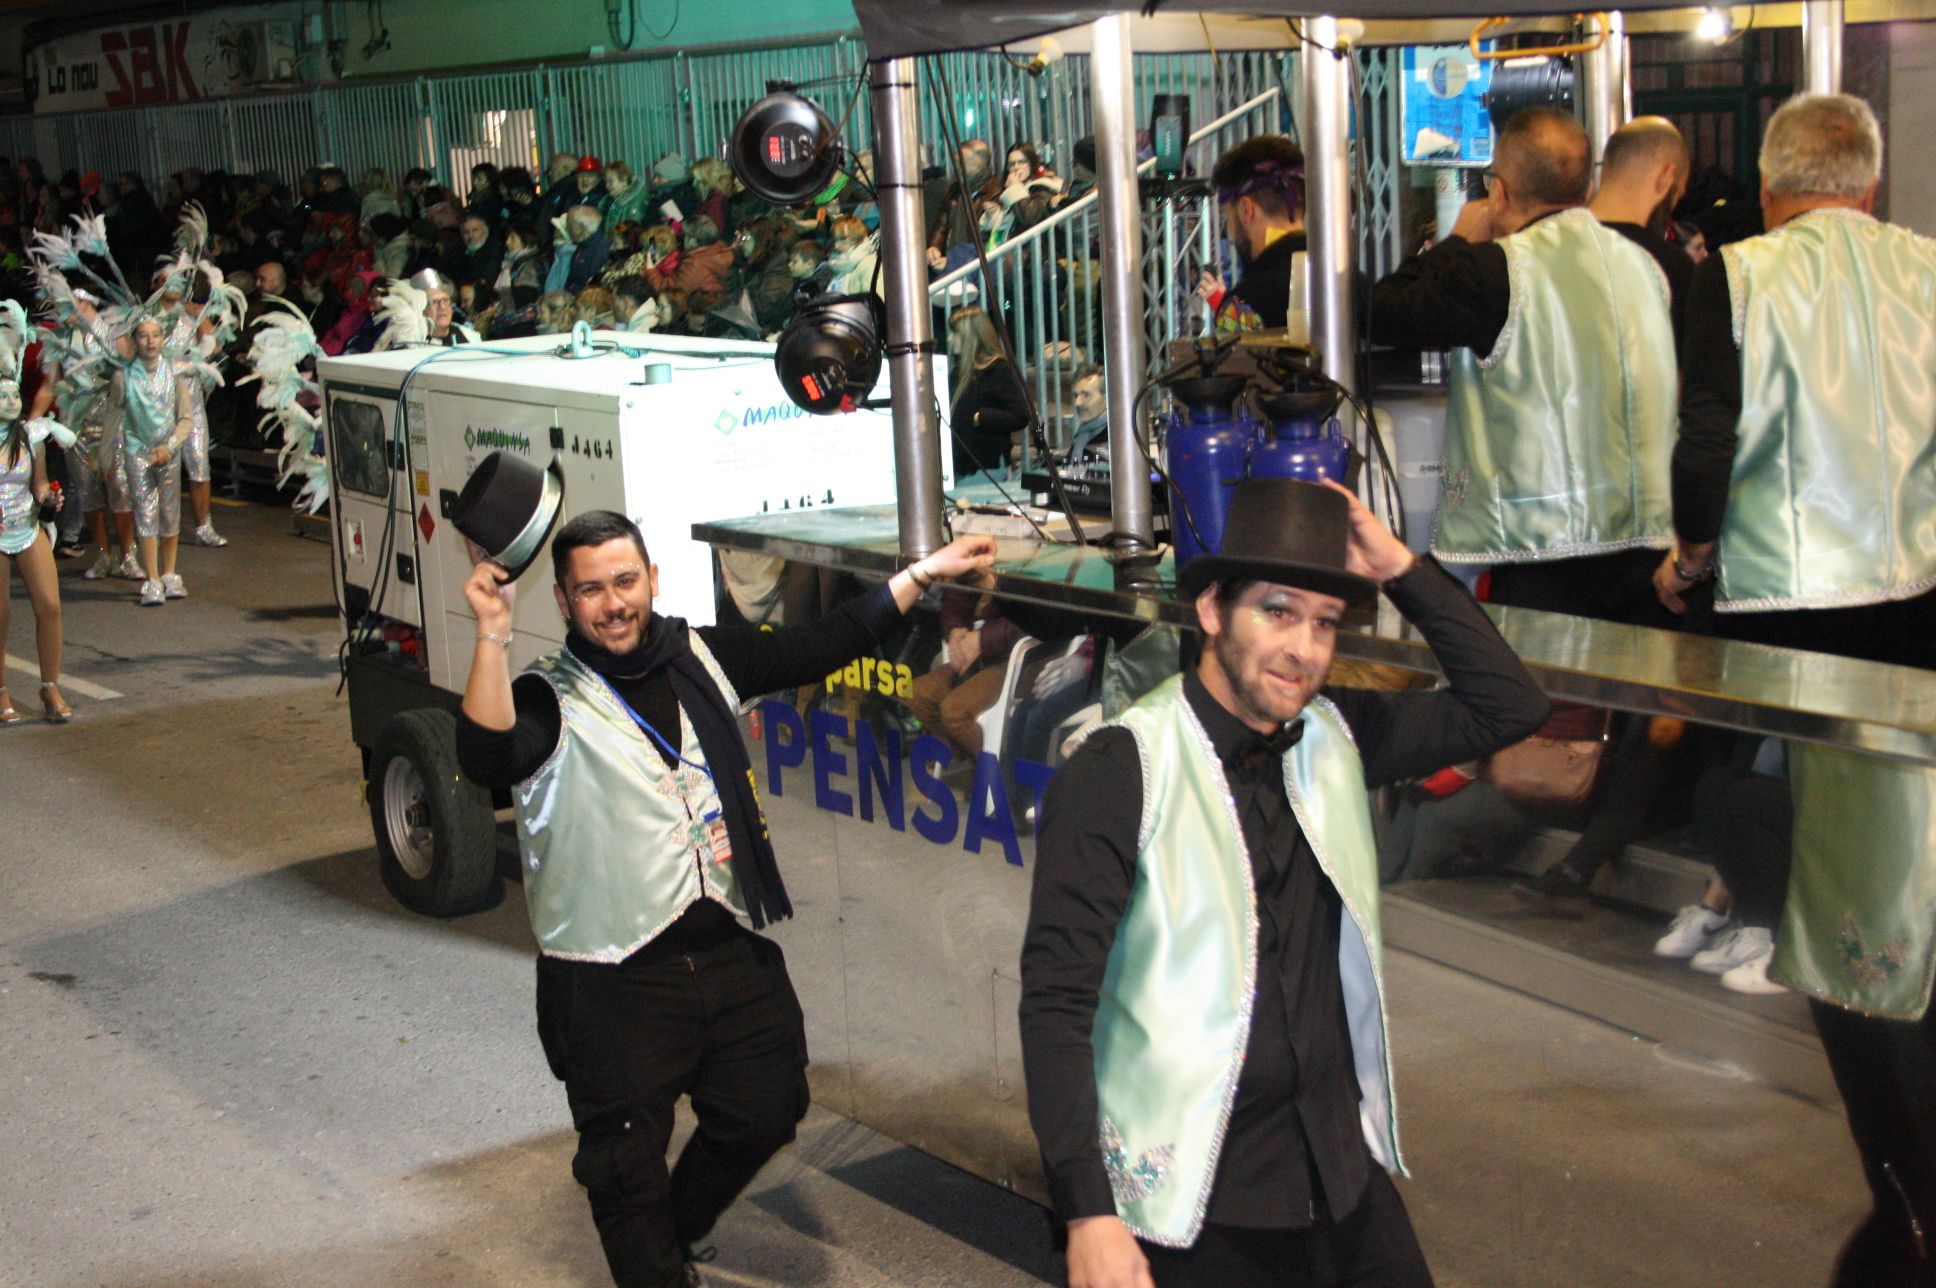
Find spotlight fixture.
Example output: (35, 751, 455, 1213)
(729, 84, 844, 206)
(1023, 36, 1064, 76)
(1695, 7, 1734, 43)
(773, 293, 885, 414)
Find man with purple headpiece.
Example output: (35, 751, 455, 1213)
(1196, 136, 1306, 333)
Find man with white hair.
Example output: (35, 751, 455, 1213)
(1656, 93, 1936, 1288)
(546, 205, 612, 297)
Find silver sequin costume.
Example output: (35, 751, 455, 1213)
(119, 358, 191, 539)
(163, 310, 213, 484)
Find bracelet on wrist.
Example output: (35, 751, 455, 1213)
(908, 563, 934, 591)
(1672, 555, 1714, 583)
(477, 630, 514, 649)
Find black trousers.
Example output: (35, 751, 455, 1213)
(1485, 547, 1694, 631)
(536, 922, 811, 1288)
(1814, 1000, 1936, 1286)
(1140, 1169, 1435, 1288)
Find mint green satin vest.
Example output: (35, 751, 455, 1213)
(1436, 208, 1677, 564)
(1715, 209, 1936, 612)
(1087, 677, 1400, 1248)
(513, 637, 747, 961)
(1774, 745, 1936, 1019)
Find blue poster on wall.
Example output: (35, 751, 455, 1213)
(1400, 45, 1496, 168)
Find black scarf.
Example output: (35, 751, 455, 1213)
(566, 617, 791, 929)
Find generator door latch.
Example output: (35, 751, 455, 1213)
(550, 425, 565, 450)
(440, 488, 459, 518)
(396, 554, 416, 585)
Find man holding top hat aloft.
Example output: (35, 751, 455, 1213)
(1020, 479, 1548, 1288)
(452, 467, 995, 1288)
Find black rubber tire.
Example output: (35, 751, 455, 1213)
(368, 707, 500, 917)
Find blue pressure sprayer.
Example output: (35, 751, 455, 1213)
(1163, 373, 1254, 566)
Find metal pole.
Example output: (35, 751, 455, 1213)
(1301, 17, 1356, 397)
(1580, 12, 1629, 172)
(1093, 14, 1155, 549)
(870, 58, 947, 559)
(1803, 0, 1844, 95)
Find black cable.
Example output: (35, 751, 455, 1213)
(606, 0, 636, 51)
(641, 0, 679, 42)
(924, 56, 1086, 545)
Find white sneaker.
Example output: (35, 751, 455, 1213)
(161, 572, 187, 599)
(1720, 939, 1791, 995)
(1654, 904, 1731, 959)
(138, 578, 165, 606)
(1692, 924, 1773, 975)
(117, 551, 143, 580)
(193, 523, 228, 548)
(82, 551, 113, 580)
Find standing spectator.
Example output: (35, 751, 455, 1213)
(398, 168, 433, 222)
(104, 171, 167, 286)
(312, 166, 360, 217)
(499, 166, 539, 218)
(357, 167, 399, 232)
(540, 152, 583, 222)
(370, 213, 415, 280)
(731, 216, 798, 334)
(297, 266, 345, 341)
(926, 139, 1001, 272)
(603, 161, 649, 229)
(545, 206, 611, 296)
(947, 305, 1029, 478)
(826, 216, 878, 296)
(645, 217, 732, 297)
(442, 213, 505, 293)
(493, 221, 549, 308)
(647, 153, 697, 220)
(321, 270, 378, 356)
(466, 163, 509, 227)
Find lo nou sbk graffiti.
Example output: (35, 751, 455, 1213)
(759, 700, 1057, 868)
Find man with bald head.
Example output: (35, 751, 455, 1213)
(1368, 106, 1678, 626)
(1590, 117, 1693, 343)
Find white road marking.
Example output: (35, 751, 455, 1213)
(5, 654, 123, 700)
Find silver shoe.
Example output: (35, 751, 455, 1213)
(161, 572, 187, 599)
(193, 523, 228, 548)
(117, 551, 144, 581)
(138, 578, 165, 606)
(82, 551, 113, 580)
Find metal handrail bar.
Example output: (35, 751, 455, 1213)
(927, 84, 1282, 298)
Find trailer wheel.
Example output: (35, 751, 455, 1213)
(368, 708, 499, 916)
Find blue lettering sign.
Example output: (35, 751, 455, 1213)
(810, 710, 855, 816)
(909, 734, 958, 845)
(760, 699, 1054, 862)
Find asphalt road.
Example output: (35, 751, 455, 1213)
(1, 497, 1869, 1287)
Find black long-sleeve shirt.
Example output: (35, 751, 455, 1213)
(1670, 254, 1743, 545)
(1019, 558, 1548, 1229)
(1366, 213, 1690, 356)
(951, 357, 1031, 476)
(455, 583, 901, 787)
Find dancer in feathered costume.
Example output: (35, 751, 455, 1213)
(0, 297, 78, 722)
(240, 297, 327, 513)
(27, 285, 135, 579)
(150, 203, 249, 547)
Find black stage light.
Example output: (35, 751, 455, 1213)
(729, 84, 844, 205)
(774, 292, 885, 414)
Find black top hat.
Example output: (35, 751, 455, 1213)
(1178, 478, 1378, 607)
(451, 450, 565, 581)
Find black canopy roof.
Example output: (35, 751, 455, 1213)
(852, 0, 1701, 60)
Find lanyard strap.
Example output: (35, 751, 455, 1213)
(595, 675, 715, 783)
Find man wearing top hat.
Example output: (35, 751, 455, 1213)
(1020, 479, 1548, 1288)
(453, 492, 995, 1288)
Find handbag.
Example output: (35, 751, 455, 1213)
(1481, 702, 1612, 811)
